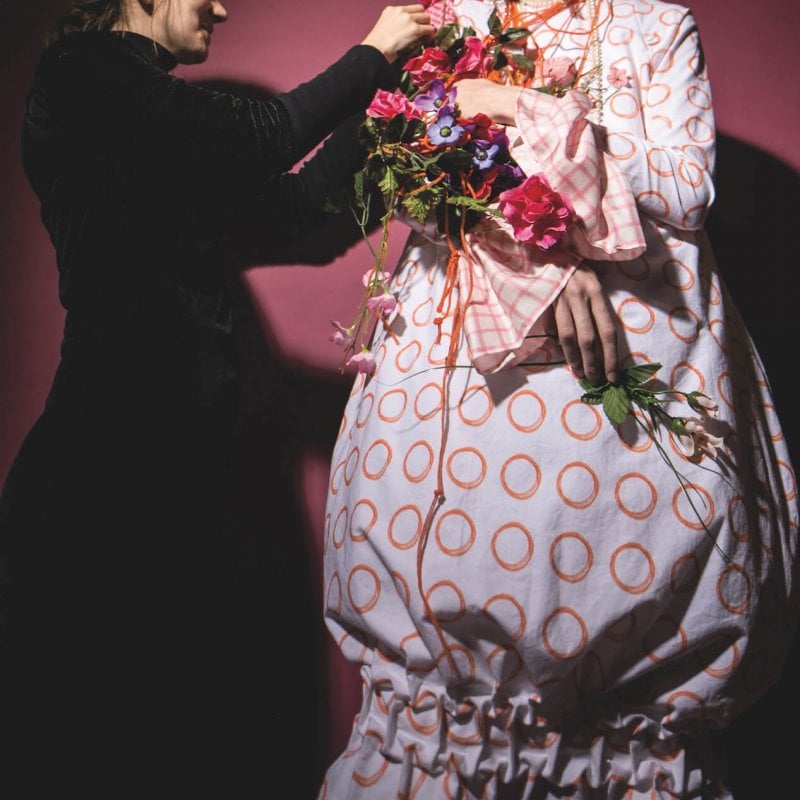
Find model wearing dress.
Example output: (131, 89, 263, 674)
(318, 1, 799, 797)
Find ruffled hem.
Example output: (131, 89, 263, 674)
(318, 677, 732, 799)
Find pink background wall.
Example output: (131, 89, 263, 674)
(2, 1, 798, 793)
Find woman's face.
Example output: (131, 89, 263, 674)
(152, 0, 228, 64)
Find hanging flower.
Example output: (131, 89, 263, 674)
(347, 349, 377, 375)
(328, 320, 355, 348)
(366, 292, 398, 315)
(685, 390, 719, 418)
(673, 417, 725, 460)
(497, 173, 575, 250)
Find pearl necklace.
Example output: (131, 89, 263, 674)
(490, 0, 605, 123)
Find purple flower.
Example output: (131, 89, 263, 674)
(471, 140, 500, 170)
(427, 114, 464, 146)
(413, 79, 456, 115)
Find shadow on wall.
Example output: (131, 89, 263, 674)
(200, 78, 800, 797)
(705, 135, 800, 798)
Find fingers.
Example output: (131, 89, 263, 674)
(554, 264, 619, 386)
(361, 5, 435, 62)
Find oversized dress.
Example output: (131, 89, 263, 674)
(318, 1, 799, 798)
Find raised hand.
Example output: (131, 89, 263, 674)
(361, 4, 435, 63)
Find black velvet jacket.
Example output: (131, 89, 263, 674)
(20, 31, 395, 419)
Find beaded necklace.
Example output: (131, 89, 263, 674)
(490, 0, 605, 122)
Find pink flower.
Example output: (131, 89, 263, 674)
(686, 391, 719, 418)
(328, 320, 354, 348)
(452, 37, 493, 80)
(675, 417, 725, 461)
(347, 349, 377, 375)
(362, 269, 391, 288)
(607, 66, 632, 89)
(366, 292, 397, 315)
(404, 47, 453, 87)
(366, 89, 423, 121)
(497, 173, 575, 250)
(542, 57, 578, 90)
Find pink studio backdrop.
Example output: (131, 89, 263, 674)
(2, 0, 799, 783)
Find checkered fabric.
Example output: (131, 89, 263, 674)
(459, 89, 646, 373)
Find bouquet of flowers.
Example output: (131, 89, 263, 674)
(329, 9, 579, 372)
(326, 2, 731, 555)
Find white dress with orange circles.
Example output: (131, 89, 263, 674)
(318, 2, 799, 798)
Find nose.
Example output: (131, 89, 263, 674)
(211, 1, 228, 22)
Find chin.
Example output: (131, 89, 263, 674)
(177, 47, 210, 65)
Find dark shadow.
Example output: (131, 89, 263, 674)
(706, 134, 800, 798)
(196, 78, 359, 798)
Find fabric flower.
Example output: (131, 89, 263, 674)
(470, 140, 500, 170)
(686, 391, 719, 418)
(497, 173, 575, 249)
(366, 292, 398, 315)
(366, 89, 422, 121)
(362, 269, 391, 289)
(453, 37, 492, 79)
(347, 350, 377, 375)
(404, 47, 453, 87)
(328, 320, 354, 348)
(413, 79, 456, 115)
(542, 56, 578, 90)
(673, 417, 725, 460)
(427, 114, 465, 146)
(607, 65, 633, 89)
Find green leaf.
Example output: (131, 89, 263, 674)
(406, 118, 427, 140)
(492, 50, 508, 71)
(622, 362, 662, 386)
(602, 385, 631, 426)
(580, 392, 604, 406)
(437, 149, 474, 172)
(447, 195, 491, 213)
(501, 28, 533, 44)
(378, 167, 398, 201)
(435, 24, 460, 50)
(488, 9, 502, 36)
(384, 114, 408, 143)
(402, 193, 433, 224)
(510, 53, 536, 71)
(352, 171, 366, 208)
(578, 376, 609, 392)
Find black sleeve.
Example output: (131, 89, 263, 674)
(36, 35, 396, 222)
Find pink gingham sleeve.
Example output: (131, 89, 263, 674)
(512, 89, 647, 260)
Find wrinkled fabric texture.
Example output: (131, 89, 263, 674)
(0, 29, 396, 797)
(318, 2, 800, 798)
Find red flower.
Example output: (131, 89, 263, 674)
(452, 37, 492, 80)
(367, 89, 423, 121)
(404, 47, 453, 88)
(497, 173, 575, 250)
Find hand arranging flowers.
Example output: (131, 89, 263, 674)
(329, 8, 579, 371)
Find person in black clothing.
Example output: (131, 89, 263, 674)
(0, 0, 434, 796)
